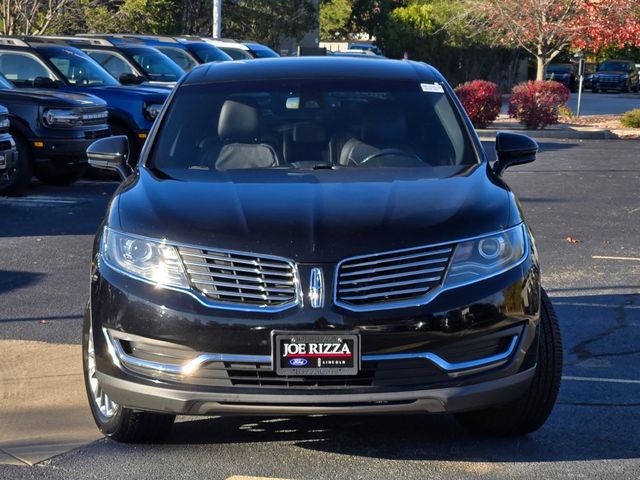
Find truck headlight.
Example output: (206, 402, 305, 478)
(43, 108, 82, 127)
(0, 116, 9, 130)
(102, 228, 188, 288)
(144, 103, 163, 120)
(443, 225, 527, 288)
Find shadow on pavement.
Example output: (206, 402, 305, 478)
(0, 270, 45, 295)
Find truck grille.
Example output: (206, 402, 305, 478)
(177, 247, 299, 308)
(335, 243, 454, 308)
(79, 107, 109, 126)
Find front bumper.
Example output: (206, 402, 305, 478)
(90, 248, 541, 415)
(31, 131, 110, 166)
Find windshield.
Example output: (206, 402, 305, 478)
(41, 48, 119, 86)
(149, 80, 477, 174)
(0, 73, 13, 89)
(546, 65, 571, 73)
(126, 47, 185, 82)
(248, 46, 279, 59)
(188, 43, 232, 63)
(156, 46, 199, 71)
(598, 62, 631, 72)
(220, 47, 253, 60)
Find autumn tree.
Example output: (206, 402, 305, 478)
(1, 0, 70, 34)
(460, 0, 640, 81)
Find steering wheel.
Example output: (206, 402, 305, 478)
(359, 148, 424, 167)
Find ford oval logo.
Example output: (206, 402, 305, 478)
(289, 358, 308, 367)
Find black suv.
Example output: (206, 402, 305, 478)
(592, 59, 639, 93)
(0, 104, 18, 192)
(84, 57, 562, 443)
(544, 64, 576, 92)
(0, 72, 108, 194)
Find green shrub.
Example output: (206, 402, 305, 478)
(621, 109, 640, 128)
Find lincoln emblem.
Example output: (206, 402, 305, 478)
(309, 267, 324, 309)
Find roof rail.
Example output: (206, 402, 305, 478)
(21, 35, 114, 46)
(0, 37, 30, 47)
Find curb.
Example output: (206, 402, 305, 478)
(476, 127, 622, 140)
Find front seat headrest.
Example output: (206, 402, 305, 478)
(218, 98, 260, 142)
(361, 101, 408, 144)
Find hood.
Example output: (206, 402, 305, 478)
(0, 88, 107, 107)
(71, 85, 169, 103)
(116, 165, 512, 263)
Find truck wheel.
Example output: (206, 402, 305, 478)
(0, 135, 33, 195)
(455, 288, 563, 436)
(35, 164, 86, 186)
(82, 309, 175, 443)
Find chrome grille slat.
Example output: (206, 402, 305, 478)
(336, 243, 455, 308)
(341, 248, 452, 269)
(177, 247, 298, 308)
(339, 258, 448, 277)
(339, 267, 445, 286)
(340, 286, 431, 301)
(339, 276, 442, 293)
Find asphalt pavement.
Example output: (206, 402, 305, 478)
(1, 139, 639, 479)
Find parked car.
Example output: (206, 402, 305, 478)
(348, 42, 383, 56)
(591, 59, 639, 93)
(0, 71, 108, 193)
(83, 35, 232, 71)
(241, 41, 280, 59)
(0, 103, 19, 193)
(544, 64, 576, 91)
(201, 38, 254, 60)
(24, 36, 184, 87)
(0, 38, 169, 164)
(83, 56, 562, 443)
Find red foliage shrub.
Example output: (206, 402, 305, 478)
(508, 81, 571, 129)
(454, 80, 502, 128)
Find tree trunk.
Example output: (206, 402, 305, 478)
(536, 55, 545, 81)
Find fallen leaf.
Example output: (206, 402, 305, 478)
(564, 236, 583, 244)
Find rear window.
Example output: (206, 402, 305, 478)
(149, 79, 477, 174)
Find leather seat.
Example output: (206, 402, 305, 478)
(209, 98, 279, 170)
(337, 102, 412, 167)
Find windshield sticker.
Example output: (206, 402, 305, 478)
(421, 83, 444, 93)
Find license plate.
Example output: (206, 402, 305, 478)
(273, 332, 360, 376)
(0, 154, 5, 170)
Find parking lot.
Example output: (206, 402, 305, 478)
(0, 137, 638, 479)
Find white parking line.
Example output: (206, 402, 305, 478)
(592, 255, 640, 262)
(553, 302, 640, 309)
(562, 376, 640, 385)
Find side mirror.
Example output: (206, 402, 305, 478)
(493, 132, 538, 176)
(87, 136, 132, 180)
(119, 73, 145, 85)
(33, 76, 58, 88)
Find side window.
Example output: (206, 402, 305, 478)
(0, 51, 55, 87)
(85, 50, 135, 79)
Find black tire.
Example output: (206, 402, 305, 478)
(592, 87, 599, 93)
(35, 164, 86, 186)
(455, 288, 562, 437)
(82, 310, 175, 443)
(0, 134, 33, 195)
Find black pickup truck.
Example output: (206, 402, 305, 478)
(0, 104, 18, 192)
(0, 73, 109, 194)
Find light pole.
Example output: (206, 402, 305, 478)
(213, 0, 221, 38)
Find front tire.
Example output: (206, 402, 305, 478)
(455, 288, 562, 436)
(82, 310, 175, 443)
(0, 135, 33, 195)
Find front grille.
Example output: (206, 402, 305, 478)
(335, 243, 454, 307)
(79, 107, 109, 126)
(599, 75, 622, 83)
(177, 247, 299, 308)
(84, 128, 110, 140)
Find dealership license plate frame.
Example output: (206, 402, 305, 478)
(272, 331, 360, 376)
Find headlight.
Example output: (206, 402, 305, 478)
(0, 116, 9, 130)
(443, 225, 527, 288)
(144, 103, 163, 120)
(102, 228, 188, 288)
(43, 108, 82, 127)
